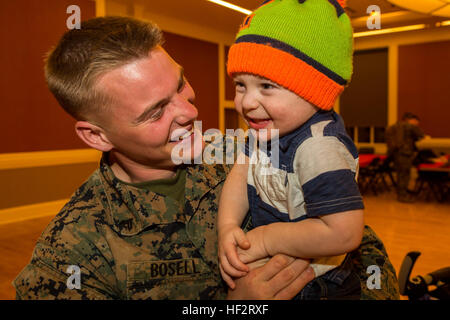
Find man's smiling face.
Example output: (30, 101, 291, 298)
(96, 46, 201, 171)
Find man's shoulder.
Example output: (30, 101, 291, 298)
(40, 169, 107, 246)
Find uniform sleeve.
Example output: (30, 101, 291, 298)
(349, 226, 400, 300)
(411, 125, 425, 142)
(13, 234, 118, 300)
(294, 136, 364, 217)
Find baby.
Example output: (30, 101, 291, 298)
(218, 0, 365, 299)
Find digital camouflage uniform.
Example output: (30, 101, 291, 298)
(386, 121, 424, 199)
(13, 155, 230, 300)
(14, 153, 399, 300)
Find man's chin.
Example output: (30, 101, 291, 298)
(170, 130, 205, 164)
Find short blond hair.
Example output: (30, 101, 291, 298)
(45, 16, 163, 121)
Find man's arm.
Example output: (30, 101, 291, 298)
(350, 225, 400, 300)
(13, 237, 118, 300)
(411, 124, 425, 141)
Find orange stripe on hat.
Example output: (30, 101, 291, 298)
(227, 42, 344, 111)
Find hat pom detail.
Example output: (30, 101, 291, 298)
(337, 0, 346, 8)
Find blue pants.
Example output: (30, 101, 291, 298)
(294, 255, 361, 300)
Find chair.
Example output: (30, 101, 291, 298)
(359, 156, 396, 195)
(358, 157, 381, 195)
(376, 155, 396, 190)
(414, 170, 450, 202)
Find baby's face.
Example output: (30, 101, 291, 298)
(233, 73, 318, 140)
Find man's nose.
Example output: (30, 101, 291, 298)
(173, 96, 198, 125)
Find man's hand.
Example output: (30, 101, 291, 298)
(227, 254, 314, 300)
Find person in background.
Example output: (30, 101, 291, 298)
(385, 112, 425, 203)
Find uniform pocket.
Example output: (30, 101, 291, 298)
(126, 258, 220, 300)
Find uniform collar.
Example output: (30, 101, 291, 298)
(98, 153, 227, 236)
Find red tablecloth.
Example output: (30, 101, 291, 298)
(359, 154, 387, 168)
(417, 154, 450, 171)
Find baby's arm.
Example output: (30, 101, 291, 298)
(218, 153, 250, 288)
(238, 209, 364, 264)
(237, 132, 366, 264)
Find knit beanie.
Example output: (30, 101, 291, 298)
(227, 0, 353, 110)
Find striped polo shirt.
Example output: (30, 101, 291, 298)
(246, 110, 364, 228)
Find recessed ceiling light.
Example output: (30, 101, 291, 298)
(206, 0, 252, 15)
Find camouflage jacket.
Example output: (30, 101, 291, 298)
(13, 156, 230, 299)
(386, 121, 424, 157)
(13, 155, 400, 300)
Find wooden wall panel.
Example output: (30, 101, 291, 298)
(398, 41, 450, 138)
(224, 45, 236, 102)
(0, 163, 98, 210)
(340, 48, 388, 127)
(0, 0, 96, 153)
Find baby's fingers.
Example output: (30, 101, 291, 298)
(235, 230, 250, 250)
(225, 246, 249, 273)
(220, 251, 248, 277)
(219, 263, 236, 289)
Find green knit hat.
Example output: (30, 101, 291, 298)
(227, 0, 353, 110)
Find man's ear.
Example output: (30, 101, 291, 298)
(75, 121, 113, 152)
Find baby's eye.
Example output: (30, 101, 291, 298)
(261, 83, 274, 90)
(234, 81, 245, 92)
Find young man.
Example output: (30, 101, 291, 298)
(14, 16, 398, 300)
(13, 16, 313, 300)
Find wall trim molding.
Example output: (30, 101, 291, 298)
(0, 199, 68, 225)
(0, 149, 102, 171)
(354, 25, 450, 51)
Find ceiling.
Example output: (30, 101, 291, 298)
(387, 0, 450, 18)
(116, 0, 450, 37)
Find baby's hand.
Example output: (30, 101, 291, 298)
(236, 226, 270, 265)
(218, 225, 251, 289)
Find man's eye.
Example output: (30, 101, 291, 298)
(150, 107, 164, 120)
(178, 78, 187, 93)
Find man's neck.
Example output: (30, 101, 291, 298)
(108, 151, 177, 183)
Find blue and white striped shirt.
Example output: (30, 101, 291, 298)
(246, 110, 364, 228)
